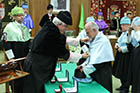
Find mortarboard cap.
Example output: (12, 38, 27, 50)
(47, 4, 53, 10)
(114, 11, 119, 15)
(57, 11, 72, 25)
(131, 17, 140, 27)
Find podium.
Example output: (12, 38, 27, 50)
(0, 57, 29, 93)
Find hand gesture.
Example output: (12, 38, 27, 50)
(115, 43, 119, 49)
(128, 27, 133, 35)
(80, 38, 90, 42)
(77, 65, 83, 72)
(118, 47, 122, 52)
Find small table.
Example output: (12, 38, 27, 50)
(0, 70, 29, 93)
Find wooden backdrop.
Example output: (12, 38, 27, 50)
(28, 0, 140, 37)
(28, 0, 90, 37)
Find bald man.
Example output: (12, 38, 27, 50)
(81, 22, 114, 92)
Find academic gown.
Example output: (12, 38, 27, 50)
(1, 21, 31, 93)
(129, 31, 140, 93)
(23, 21, 71, 93)
(66, 32, 114, 92)
(87, 32, 114, 92)
(95, 19, 108, 34)
(39, 14, 55, 27)
(131, 45, 140, 93)
(23, 14, 34, 30)
(112, 31, 133, 90)
(110, 18, 121, 31)
(85, 32, 114, 92)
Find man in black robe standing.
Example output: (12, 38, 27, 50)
(23, 11, 89, 93)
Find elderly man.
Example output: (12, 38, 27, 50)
(23, 11, 89, 93)
(79, 22, 114, 92)
(1, 7, 31, 93)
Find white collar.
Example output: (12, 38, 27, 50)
(48, 13, 52, 16)
(14, 21, 24, 27)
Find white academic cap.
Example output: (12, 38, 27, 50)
(133, 19, 140, 26)
(86, 17, 95, 23)
(131, 17, 140, 27)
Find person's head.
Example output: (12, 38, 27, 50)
(85, 22, 99, 39)
(131, 17, 140, 31)
(53, 11, 72, 34)
(126, 11, 133, 19)
(47, 4, 53, 14)
(11, 7, 24, 24)
(97, 11, 103, 20)
(120, 17, 131, 32)
(86, 17, 95, 23)
(131, 17, 140, 27)
(22, 3, 28, 14)
(114, 11, 120, 18)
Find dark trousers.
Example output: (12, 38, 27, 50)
(89, 62, 112, 93)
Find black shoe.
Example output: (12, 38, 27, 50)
(116, 87, 123, 91)
(120, 90, 129, 93)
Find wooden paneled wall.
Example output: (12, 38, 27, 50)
(29, 0, 140, 37)
(28, 0, 90, 37)
(136, 0, 140, 16)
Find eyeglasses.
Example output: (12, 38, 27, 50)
(62, 25, 68, 28)
(15, 14, 24, 17)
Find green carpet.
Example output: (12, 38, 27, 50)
(45, 63, 109, 93)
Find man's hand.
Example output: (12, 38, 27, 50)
(128, 27, 133, 35)
(80, 38, 90, 42)
(115, 43, 119, 49)
(82, 52, 90, 58)
(77, 65, 83, 72)
(118, 47, 122, 52)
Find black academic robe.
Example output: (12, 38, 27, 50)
(39, 14, 55, 27)
(2, 40, 30, 93)
(3, 41, 30, 59)
(131, 46, 140, 93)
(112, 43, 133, 91)
(110, 18, 121, 31)
(23, 22, 70, 93)
(90, 62, 112, 93)
(112, 51, 131, 79)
